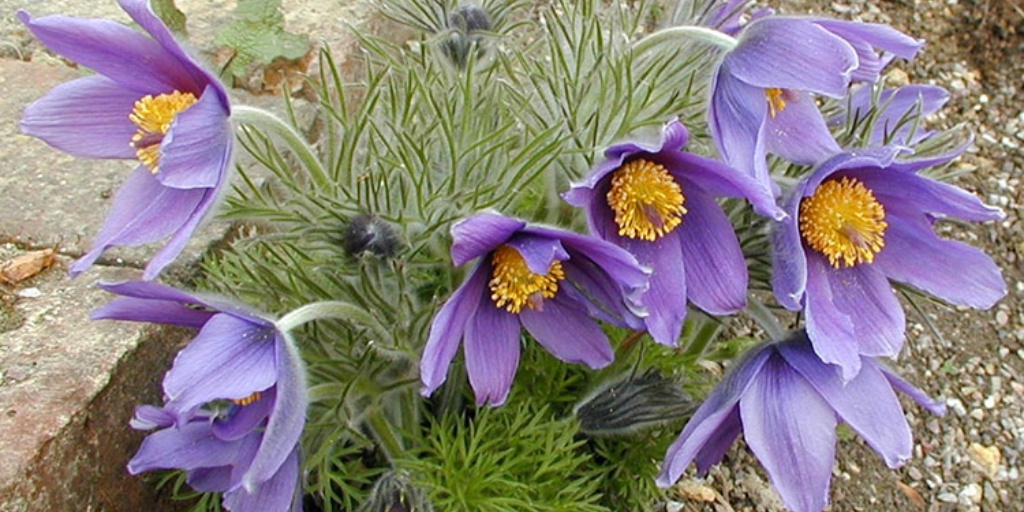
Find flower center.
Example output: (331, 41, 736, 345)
(799, 177, 888, 268)
(129, 90, 197, 174)
(489, 244, 565, 313)
(232, 391, 262, 406)
(765, 88, 787, 118)
(606, 159, 687, 241)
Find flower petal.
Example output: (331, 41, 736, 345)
(243, 333, 307, 490)
(463, 296, 521, 406)
(163, 313, 278, 414)
(213, 387, 275, 441)
(419, 263, 488, 396)
(141, 185, 221, 280)
(91, 296, 214, 328)
(875, 213, 1005, 309)
(770, 189, 809, 311)
(818, 254, 905, 359)
(225, 447, 300, 512)
(813, 20, 922, 82)
(519, 296, 614, 368)
(128, 421, 241, 474)
(709, 65, 772, 189)
(739, 352, 838, 512)
(728, 17, 857, 96)
(878, 364, 946, 416)
(663, 151, 783, 220)
(674, 189, 747, 315)
(523, 225, 650, 291)
(764, 89, 842, 166)
(656, 344, 772, 487)
(780, 339, 912, 468)
(802, 252, 862, 380)
(18, 10, 192, 94)
(450, 213, 525, 266)
(559, 255, 645, 329)
(506, 234, 569, 275)
(68, 167, 206, 277)
(20, 75, 138, 159)
(154, 86, 231, 189)
(625, 233, 688, 346)
(693, 407, 742, 475)
(860, 169, 1005, 223)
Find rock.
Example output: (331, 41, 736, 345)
(967, 443, 1001, 479)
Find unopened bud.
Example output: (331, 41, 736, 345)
(441, 5, 492, 68)
(358, 470, 434, 512)
(575, 369, 695, 437)
(340, 214, 401, 259)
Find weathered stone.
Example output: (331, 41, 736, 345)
(0, 262, 189, 512)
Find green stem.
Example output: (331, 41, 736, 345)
(745, 295, 785, 340)
(275, 300, 388, 341)
(231, 105, 331, 190)
(632, 26, 739, 56)
(365, 406, 405, 463)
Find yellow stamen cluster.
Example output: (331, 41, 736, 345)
(489, 244, 565, 313)
(232, 391, 263, 407)
(799, 177, 888, 268)
(765, 88, 787, 118)
(606, 159, 687, 241)
(129, 90, 197, 173)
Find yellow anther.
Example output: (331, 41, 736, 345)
(232, 391, 262, 407)
(606, 159, 687, 241)
(766, 88, 787, 118)
(489, 244, 565, 313)
(129, 90, 198, 173)
(799, 177, 888, 268)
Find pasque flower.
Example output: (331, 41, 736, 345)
(419, 212, 650, 406)
(657, 330, 945, 512)
(772, 147, 1005, 379)
(564, 119, 783, 345)
(830, 84, 950, 146)
(92, 281, 305, 509)
(709, 16, 922, 191)
(20, 0, 232, 279)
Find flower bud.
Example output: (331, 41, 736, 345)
(575, 369, 695, 437)
(441, 4, 492, 68)
(358, 470, 434, 512)
(340, 214, 401, 259)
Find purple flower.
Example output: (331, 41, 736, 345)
(92, 281, 305, 508)
(564, 119, 783, 346)
(657, 330, 945, 512)
(830, 84, 950, 146)
(419, 212, 650, 406)
(709, 16, 922, 191)
(128, 401, 301, 512)
(20, 0, 232, 280)
(772, 147, 1005, 379)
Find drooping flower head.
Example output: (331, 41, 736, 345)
(657, 330, 945, 512)
(564, 119, 783, 346)
(92, 281, 305, 508)
(709, 16, 922, 192)
(419, 212, 650, 406)
(772, 147, 1005, 379)
(20, 0, 232, 279)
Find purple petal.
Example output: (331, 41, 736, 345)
(130, 405, 177, 430)
(519, 296, 614, 368)
(818, 254, 905, 358)
(728, 17, 857, 97)
(779, 339, 912, 468)
(20, 76, 138, 159)
(68, 167, 207, 277)
(128, 421, 241, 474)
(96, 279, 203, 303)
(154, 86, 231, 189)
(674, 189, 747, 315)
(225, 447, 300, 512)
(875, 213, 1005, 308)
(243, 334, 307, 490)
(656, 345, 772, 487)
(802, 253, 862, 380)
(770, 190, 808, 311)
(839, 85, 949, 145)
(626, 233, 688, 346)
(92, 296, 214, 328)
(506, 234, 569, 275)
(739, 353, 837, 512)
(213, 388, 274, 441)
(141, 185, 221, 280)
(860, 169, 1005, 223)
(709, 65, 771, 188)
(463, 296, 521, 406)
(814, 20, 922, 82)
(419, 263, 488, 396)
(522, 225, 650, 291)
(117, 0, 228, 106)
(188, 466, 235, 493)
(559, 255, 645, 329)
(18, 10, 193, 95)
(164, 313, 279, 414)
(665, 152, 784, 220)
(450, 213, 526, 266)
(764, 89, 842, 166)
(693, 408, 743, 475)
(877, 363, 946, 416)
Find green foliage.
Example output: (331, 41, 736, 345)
(397, 402, 606, 512)
(214, 0, 309, 81)
(150, 0, 187, 36)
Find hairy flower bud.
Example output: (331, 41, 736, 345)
(441, 4, 492, 68)
(575, 369, 695, 437)
(340, 214, 401, 259)
(358, 471, 434, 512)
